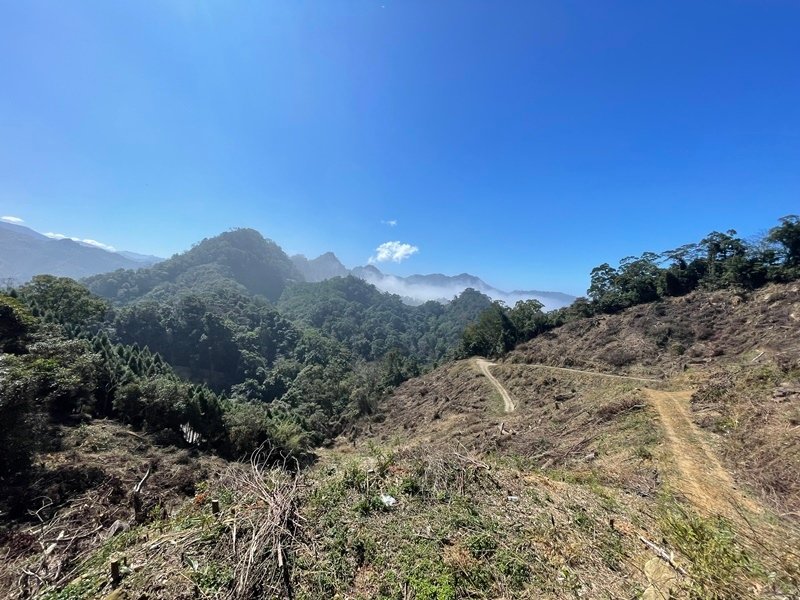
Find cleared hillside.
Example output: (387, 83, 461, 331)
(507, 282, 800, 375)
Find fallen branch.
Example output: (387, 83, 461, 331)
(639, 535, 689, 577)
(453, 452, 490, 471)
(132, 466, 152, 523)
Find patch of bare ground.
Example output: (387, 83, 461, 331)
(645, 388, 762, 519)
(366, 359, 664, 500)
(474, 359, 516, 412)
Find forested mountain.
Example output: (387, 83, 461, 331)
(85, 228, 302, 303)
(2, 216, 800, 600)
(3, 228, 494, 459)
(0, 221, 144, 283)
(278, 276, 493, 363)
(2, 219, 574, 308)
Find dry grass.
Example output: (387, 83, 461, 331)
(691, 362, 800, 518)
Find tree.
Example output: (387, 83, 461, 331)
(0, 294, 36, 353)
(19, 275, 109, 329)
(460, 303, 518, 358)
(0, 355, 44, 476)
(768, 215, 800, 275)
(508, 299, 545, 341)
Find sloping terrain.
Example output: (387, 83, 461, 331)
(2, 283, 799, 599)
(505, 282, 800, 515)
(0, 222, 142, 284)
(508, 282, 800, 375)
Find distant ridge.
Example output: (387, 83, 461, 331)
(0, 221, 151, 284)
(289, 252, 574, 310)
(350, 264, 575, 310)
(291, 252, 349, 282)
(1, 220, 575, 309)
(288, 249, 575, 309)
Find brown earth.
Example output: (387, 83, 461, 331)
(470, 359, 763, 522)
(474, 359, 516, 412)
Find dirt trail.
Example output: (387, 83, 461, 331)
(503, 362, 760, 519)
(506, 362, 661, 383)
(475, 359, 515, 412)
(645, 388, 761, 518)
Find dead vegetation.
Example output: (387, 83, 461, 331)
(0, 422, 226, 599)
(507, 282, 800, 375)
(691, 362, 800, 517)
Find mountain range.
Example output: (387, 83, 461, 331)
(293, 253, 575, 309)
(1, 221, 575, 308)
(0, 221, 162, 284)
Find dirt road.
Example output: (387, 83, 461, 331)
(505, 362, 661, 383)
(644, 388, 761, 518)
(503, 361, 760, 518)
(475, 359, 516, 412)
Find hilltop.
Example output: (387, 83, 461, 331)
(85, 228, 301, 303)
(0, 221, 574, 308)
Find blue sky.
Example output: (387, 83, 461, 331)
(1, 1, 798, 296)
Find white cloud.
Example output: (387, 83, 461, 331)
(369, 241, 419, 264)
(381, 219, 398, 227)
(44, 232, 116, 252)
(82, 238, 117, 252)
(1, 216, 24, 224)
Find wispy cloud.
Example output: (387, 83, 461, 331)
(369, 241, 419, 264)
(1, 216, 24, 224)
(44, 232, 116, 252)
(381, 219, 398, 227)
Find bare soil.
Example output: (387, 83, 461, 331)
(474, 358, 515, 412)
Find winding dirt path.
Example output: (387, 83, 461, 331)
(500, 362, 760, 519)
(475, 359, 516, 412)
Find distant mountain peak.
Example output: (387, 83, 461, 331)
(349, 263, 574, 310)
(291, 252, 349, 283)
(0, 222, 143, 284)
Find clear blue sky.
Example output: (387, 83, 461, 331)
(1, 1, 798, 296)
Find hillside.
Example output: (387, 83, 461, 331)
(0, 221, 144, 284)
(349, 282, 800, 596)
(506, 282, 800, 375)
(2, 218, 799, 599)
(278, 276, 493, 363)
(85, 228, 301, 303)
(2, 280, 799, 599)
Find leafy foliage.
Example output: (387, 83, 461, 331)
(2, 229, 494, 469)
(459, 216, 800, 359)
(85, 228, 301, 303)
(278, 277, 492, 364)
